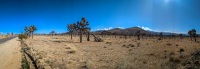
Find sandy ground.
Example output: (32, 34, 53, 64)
(25, 35, 200, 69)
(0, 37, 21, 69)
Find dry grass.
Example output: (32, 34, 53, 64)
(24, 35, 200, 69)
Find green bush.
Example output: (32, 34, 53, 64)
(21, 57, 30, 69)
(18, 34, 28, 40)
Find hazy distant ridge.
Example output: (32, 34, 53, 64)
(93, 26, 189, 36)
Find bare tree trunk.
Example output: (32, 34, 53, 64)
(80, 30, 82, 43)
(137, 35, 140, 40)
(87, 32, 90, 41)
(190, 35, 192, 41)
(32, 32, 33, 38)
(71, 32, 72, 39)
(29, 33, 31, 38)
(124, 35, 127, 39)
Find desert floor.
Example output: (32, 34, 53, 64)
(0, 37, 21, 69)
(24, 35, 200, 69)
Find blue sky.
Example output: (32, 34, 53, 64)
(0, 0, 199, 34)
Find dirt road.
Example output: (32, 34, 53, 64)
(0, 37, 21, 69)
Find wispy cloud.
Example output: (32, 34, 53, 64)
(117, 27, 125, 29)
(97, 27, 125, 31)
(97, 27, 113, 30)
(137, 26, 173, 33)
(137, 26, 153, 31)
(137, 26, 186, 34)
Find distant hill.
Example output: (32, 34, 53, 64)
(92, 26, 188, 36)
(93, 27, 149, 35)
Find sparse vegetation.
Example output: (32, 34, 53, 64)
(166, 43, 172, 46)
(21, 57, 30, 69)
(0, 0, 199, 69)
(188, 29, 197, 41)
(169, 57, 181, 64)
(18, 34, 28, 40)
(49, 31, 56, 37)
(179, 48, 185, 54)
(67, 50, 76, 54)
(14, 24, 200, 69)
(67, 24, 76, 39)
(136, 30, 140, 40)
(137, 42, 141, 47)
(24, 25, 37, 39)
(29, 25, 37, 38)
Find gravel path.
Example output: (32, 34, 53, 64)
(0, 37, 22, 69)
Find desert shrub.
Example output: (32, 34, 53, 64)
(170, 52, 175, 55)
(38, 55, 43, 59)
(67, 50, 76, 54)
(126, 46, 129, 48)
(65, 47, 71, 49)
(179, 48, 185, 58)
(181, 60, 200, 69)
(129, 44, 134, 47)
(169, 57, 181, 64)
(157, 38, 161, 40)
(21, 57, 30, 69)
(18, 34, 28, 40)
(143, 61, 147, 64)
(106, 42, 112, 45)
(191, 50, 200, 60)
(45, 59, 52, 65)
(179, 48, 184, 54)
(166, 43, 172, 46)
(52, 40, 61, 43)
(81, 65, 88, 69)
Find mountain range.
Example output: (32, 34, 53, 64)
(93, 27, 189, 36)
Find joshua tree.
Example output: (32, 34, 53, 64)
(136, 30, 140, 40)
(179, 33, 183, 39)
(124, 34, 127, 39)
(50, 31, 56, 37)
(188, 30, 192, 40)
(24, 26, 30, 37)
(112, 32, 117, 38)
(67, 23, 76, 39)
(101, 31, 108, 38)
(179, 48, 184, 54)
(85, 27, 91, 41)
(188, 29, 197, 41)
(29, 25, 37, 38)
(141, 33, 146, 38)
(159, 32, 163, 40)
(76, 17, 89, 43)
